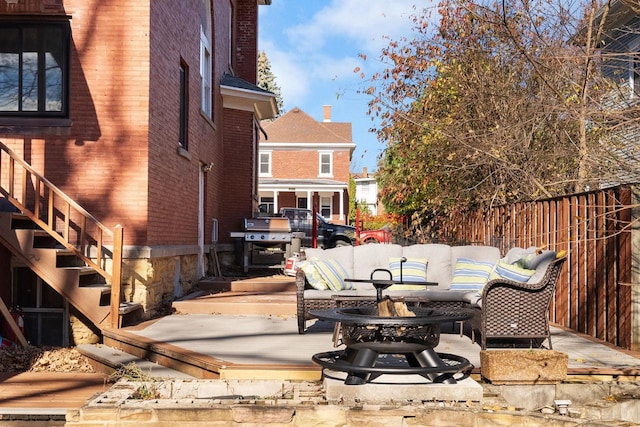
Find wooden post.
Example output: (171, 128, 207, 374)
(110, 225, 124, 329)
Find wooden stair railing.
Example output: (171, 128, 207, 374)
(0, 141, 124, 329)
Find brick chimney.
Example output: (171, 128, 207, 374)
(323, 105, 331, 122)
(363, 167, 368, 176)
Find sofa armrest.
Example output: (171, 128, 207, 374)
(482, 256, 566, 297)
(296, 269, 309, 334)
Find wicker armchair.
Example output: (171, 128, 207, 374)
(480, 256, 566, 350)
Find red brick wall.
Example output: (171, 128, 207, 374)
(29, 0, 151, 246)
(219, 109, 256, 238)
(234, 0, 258, 83)
(271, 149, 351, 182)
(0, 0, 260, 247)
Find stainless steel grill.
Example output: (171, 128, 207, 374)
(243, 217, 292, 244)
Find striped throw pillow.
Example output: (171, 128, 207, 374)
(388, 257, 428, 282)
(315, 259, 352, 291)
(489, 260, 535, 283)
(449, 258, 495, 291)
(298, 260, 329, 290)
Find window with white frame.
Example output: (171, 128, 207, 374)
(259, 196, 274, 215)
(360, 181, 370, 195)
(297, 197, 308, 209)
(200, 26, 212, 118)
(259, 151, 272, 176)
(318, 151, 333, 176)
(320, 196, 332, 218)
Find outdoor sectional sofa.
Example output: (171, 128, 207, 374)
(295, 243, 566, 349)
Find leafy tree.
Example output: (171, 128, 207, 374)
(257, 51, 284, 116)
(359, 0, 636, 242)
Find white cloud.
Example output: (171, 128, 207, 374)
(258, 40, 311, 107)
(287, 0, 437, 55)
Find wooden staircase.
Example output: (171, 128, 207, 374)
(0, 141, 125, 331)
(0, 212, 112, 326)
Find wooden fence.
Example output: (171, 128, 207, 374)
(445, 185, 639, 351)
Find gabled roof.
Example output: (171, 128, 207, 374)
(261, 107, 352, 143)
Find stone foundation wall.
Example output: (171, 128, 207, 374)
(69, 311, 101, 345)
(120, 254, 201, 319)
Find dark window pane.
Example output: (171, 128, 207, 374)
(39, 313, 63, 346)
(13, 268, 37, 307)
(45, 27, 64, 112)
(41, 283, 63, 308)
(0, 28, 20, 111)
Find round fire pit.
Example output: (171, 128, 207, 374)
(310, 307, 472, 385)
(336, 306, 457, 350)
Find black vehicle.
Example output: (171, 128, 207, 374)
(279, 208, 355, 249)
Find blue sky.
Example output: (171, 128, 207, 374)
(258, 1, 438, 173)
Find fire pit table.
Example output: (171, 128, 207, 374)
(310, 306, 472, 385)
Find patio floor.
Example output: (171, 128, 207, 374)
(104, 279, 640, 382)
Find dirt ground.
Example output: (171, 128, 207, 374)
(0, 346, 94, 373)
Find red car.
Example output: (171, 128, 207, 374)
(358, 225, 392, 244)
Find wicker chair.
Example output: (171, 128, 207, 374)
(480, 256, 566, 350)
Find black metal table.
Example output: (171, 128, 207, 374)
(311, 306, 472, 385)
(344, 268, 438, 303)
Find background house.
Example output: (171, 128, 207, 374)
(352, 167, 383, 216)
(0, 0, 275, 346)
(259, 105, 355, 223)
(592, 0, 640, 186)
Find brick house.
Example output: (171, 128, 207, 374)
(259, 106, 355, 223)
(0, 0, 276, 346)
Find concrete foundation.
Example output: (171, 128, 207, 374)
(63, 378, 640, 426)
(323, 370, 483, 404)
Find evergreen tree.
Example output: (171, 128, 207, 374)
(257, 51, 284, 116)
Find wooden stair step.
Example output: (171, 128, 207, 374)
(77, 343, 195, 379)
(172, 291, 296, 316)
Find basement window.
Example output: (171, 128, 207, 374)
(12, 267, 69, 347)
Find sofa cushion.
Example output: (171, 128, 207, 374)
(388, 257, 428, 289)
(503, 246, 536, 264)
(303, 246, 354, 278)
(315, 259, 352, 291)
(352, 244, 403, 281)
(298, 260, 329, 290)
(516, 250, 557, 270)
(450, 258, 494, 291)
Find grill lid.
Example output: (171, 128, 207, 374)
(244, 217, 291, 232)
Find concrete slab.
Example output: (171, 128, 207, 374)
(323, 371, 483, 404)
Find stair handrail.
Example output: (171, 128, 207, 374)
(0, 141, 124, 328)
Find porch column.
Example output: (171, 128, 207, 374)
(339, 189, 344, 221)
(273, 190, 279, 214)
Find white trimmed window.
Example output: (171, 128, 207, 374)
(259, 151, 272, 176)
(320, 196, 332, 218)
(318, 151, 333, 177)
(200, 26, 212, 118)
